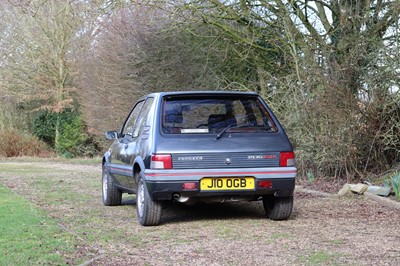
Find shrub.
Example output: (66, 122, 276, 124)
(385, 172, 400, 200)
(32, 109, 78, 147)
(32, 109, 101, 158)
(31, 110, 58, 146)
(0, 128, 52, 157)
(0, 102, 51, 157)
(55, 114, 87, 158)
(264, 64, 400, 179)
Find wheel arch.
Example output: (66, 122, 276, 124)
(133, 156, 146, 183)
(103, 150, 111, 166)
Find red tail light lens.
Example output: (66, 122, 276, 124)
(151, 154, 172, 169)
(279, 152, 295, 167)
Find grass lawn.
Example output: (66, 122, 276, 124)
(0, 183, 79, 265)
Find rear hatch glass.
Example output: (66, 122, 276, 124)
(161, 96, 277, 135)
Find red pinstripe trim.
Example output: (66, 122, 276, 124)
(110, 167, 131, 173)
(146, 170, 296, 177)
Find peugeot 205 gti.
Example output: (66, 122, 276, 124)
(102, 91, 296, 226)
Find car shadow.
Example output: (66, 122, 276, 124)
(121, 196, 136, 206)
(160, 200, 268, 224)
(119, 196, 298, 224)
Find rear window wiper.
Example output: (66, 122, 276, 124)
(215, 124, 236, 140)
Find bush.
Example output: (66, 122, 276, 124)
(385, 172, 400, 200)
(55, 114, 86, 158)
(32, 109, 77, 147)
(0, 102, 51, 157)
(0, 128, 52, 157)
(32, 109, 100, 158)
(31, 110, 58, 146)
(264, 60, 400, 179)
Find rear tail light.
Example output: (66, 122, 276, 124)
(151, 154, 172, 169)
(279, 152, 295, 167)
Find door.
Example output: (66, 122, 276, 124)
(110, 98, 154, 189)
(109, 100, 145, 188)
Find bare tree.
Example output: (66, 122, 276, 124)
(75, 4, 240, 134)
(0, 0, 97, 111)
(156, 0, 400, 176)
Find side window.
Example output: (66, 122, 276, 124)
(132, 98, 154, 137)
(122, 101, 145, 136)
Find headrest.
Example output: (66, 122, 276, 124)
(165, 109, 183, 124)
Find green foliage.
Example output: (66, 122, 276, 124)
(32, 110, 58, 146)
(306, 171, 315, 182)
(32, 109, 100, 158)
(55, 115, 86, 158)
(385, 172, 400, 200)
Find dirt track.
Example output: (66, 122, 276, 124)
(1, 160, 399, 265)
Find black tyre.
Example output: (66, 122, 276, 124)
(102, 164, 122, 206)
(263, 195, 293, 220)
(136, 174, 162, 226)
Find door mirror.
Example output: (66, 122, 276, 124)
(105, 131, 119, 140)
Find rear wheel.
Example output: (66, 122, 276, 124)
(263, 195, 293, 220)
(102, 165, 122, 206)
(136, 174, 162, 226)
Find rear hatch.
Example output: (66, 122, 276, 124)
(152, 92, 294, 169)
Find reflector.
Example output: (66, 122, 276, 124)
(258, 180, 272, 188)
(182, 182, 197, 190)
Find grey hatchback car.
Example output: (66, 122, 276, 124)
(102, 91, 296, 226)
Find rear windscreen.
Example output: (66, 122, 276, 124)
(161, 96, 277, 134)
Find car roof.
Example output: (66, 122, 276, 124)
(144, 91, 260, 99)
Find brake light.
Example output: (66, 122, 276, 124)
(279, 152, 295, 167)
(151, 154, 172, 169)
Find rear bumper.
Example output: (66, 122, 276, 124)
(144, 167, 296, 201)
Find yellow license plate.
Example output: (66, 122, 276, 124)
(200, 177, 255, 191)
